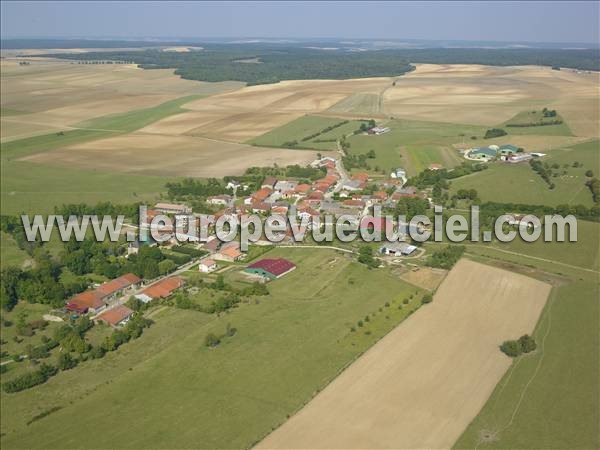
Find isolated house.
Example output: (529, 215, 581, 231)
(199, 258, 218, 273)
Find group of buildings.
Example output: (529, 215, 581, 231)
(65, 271, 185, 327)
(465, 144, 543, 164)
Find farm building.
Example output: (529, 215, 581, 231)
(499, 144, 519, 155)
(368, 126, 391, 135)
(135, 276, 185, 303)
(199, 258, 218, 273)
(65, 273, 141, 314)
(380, 242, 418, 256)
(506, 153, 533, 163)
(468, 147, 497, 159)
(96, 305, 134, 327)
(66, 291, 107, 314)
(154, 202, 191, 215)
(96, 273, 141, 301)
(429, 163, 443, 170)
(245, 258, 297, 280)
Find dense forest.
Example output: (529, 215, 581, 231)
(39, 44, 600, 85)
(46, 47, 414, 85)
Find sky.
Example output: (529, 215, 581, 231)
(1, 1, 599, 44)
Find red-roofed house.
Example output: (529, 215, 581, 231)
(261, 177, 277, 189)
(307, 191, 324, 201)
(295, 184, 312, 195)
(251, 201, 271, 214)
(199, 258, 218, 273)
(214, 246, 244, 262)
(252, 188, 272, 202)
(136, 277, 184, 303)
(96, 273, 141, 300)
(66, 291, 107, 314)
(245, 258, 296, 279)
(342, 199, 366, 208)
(353, 172, 369, 183)
(313, 182, 331, 193)
(96, 305, 134, 327)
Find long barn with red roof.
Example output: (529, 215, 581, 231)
(244, 258, 296, 280)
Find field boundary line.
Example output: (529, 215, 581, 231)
(461, 243, 600, 274)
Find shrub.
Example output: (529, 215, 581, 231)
(500, 340, 522, 357)
(518, 334, 537, 353)
(403, 298, 409, 305)
(225, 323, 237, 337)
(57, 352, 78, 371)
(357, 320, 364, 328)
(3, 363, 57, 393)
(421, 294, 433, 304)
(204, 333, 220, 348)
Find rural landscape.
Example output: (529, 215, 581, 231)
(1, 2, 599, 450)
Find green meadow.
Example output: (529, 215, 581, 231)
(455, 273, 598, 449)
(502, 109, 573, 136)
(450, 139, 599, 207)
(0, 248, 425, 449)
(249, 115, 365, 151)
(345, 118, 485, 175)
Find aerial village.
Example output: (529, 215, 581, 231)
(54, 117, 544, 329)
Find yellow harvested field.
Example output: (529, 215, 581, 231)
(155, 77, 394, 141)
(0, 59, 242, 141)
(257, 259, 551, 450)
(140, 109, 302, 142)
(19, 133, 329, 177)
(384, 64, 600, 138)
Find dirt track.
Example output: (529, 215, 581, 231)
(257, 259, 550, 449)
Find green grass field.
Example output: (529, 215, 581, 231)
(0, 232, 31, 268)
(0, 247, 425, 449)
(502, 110, 573, 136)
(0, 96, 206, 215)
(346, 118, 485, 175)
(450, 139, 599, 207)
(455, 276, 598, 449)
(248, 115, 365, 151)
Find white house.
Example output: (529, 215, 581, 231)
(199, 258, 218, 273)
(207, 195, 232, 206)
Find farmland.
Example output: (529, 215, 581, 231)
(249, 115, 366, 151)
(258, 259, 550, 449)
(1, 47, 599, 450)
(0, 248, 425, 449)
(345, 118, 483, 175)
(450, 139, 599, 207)
(453, 252, 599, 449)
